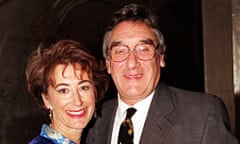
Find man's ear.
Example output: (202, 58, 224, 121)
(106, 60, 111, 74)
(159, 54, 166, 68)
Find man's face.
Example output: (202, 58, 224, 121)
(106, 21, 165, 105)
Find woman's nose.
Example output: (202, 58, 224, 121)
(72, 91, 83, 106)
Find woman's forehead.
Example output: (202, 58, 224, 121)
(49, 63, 91, 85)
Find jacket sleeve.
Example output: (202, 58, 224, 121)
(201, 96, 239, 144)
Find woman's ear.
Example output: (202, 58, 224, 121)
(41, 93, 51, 109)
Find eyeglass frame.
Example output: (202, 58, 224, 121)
(108, 42, 160, 62)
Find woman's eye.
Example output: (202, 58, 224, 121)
(57, 88, 69, 94)
(79, 85, 91, 91)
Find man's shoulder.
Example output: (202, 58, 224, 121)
(101, 97, 117, 109)
(165, 84, 227, 114)
(167, 85, 222, 103)
(95, 97, 117, 119)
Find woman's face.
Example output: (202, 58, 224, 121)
(42, 63, 95, 135)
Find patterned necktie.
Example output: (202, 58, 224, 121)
(118, 107, 137, 144)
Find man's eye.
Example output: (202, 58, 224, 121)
(116, 49, 124, 54)
(138, 44, 151, 52)
(112, 46, 126, 55)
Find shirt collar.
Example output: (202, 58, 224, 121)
(40, 124, 75, 144)
(117, 90, 155, 117)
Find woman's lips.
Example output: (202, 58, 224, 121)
(66, 108, 87, 118)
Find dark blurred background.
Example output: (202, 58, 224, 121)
(0, 0, 239, 143)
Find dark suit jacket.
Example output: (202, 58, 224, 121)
(86, 82, 239, 144)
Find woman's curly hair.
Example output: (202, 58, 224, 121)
(25, 39, 109, 110)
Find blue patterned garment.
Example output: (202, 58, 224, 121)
(29, 124, 75, 144)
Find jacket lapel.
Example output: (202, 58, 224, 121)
(140, 82, 177, 144)
(94, 99, 118, 144)
(106, 100, 118, 144)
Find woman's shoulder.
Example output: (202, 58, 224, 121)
(28, 135, 54, 144)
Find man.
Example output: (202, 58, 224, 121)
(86, 3, 239, 144)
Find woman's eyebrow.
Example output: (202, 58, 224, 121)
(54, 83, 69, 88)
(78, 79, 93, 85)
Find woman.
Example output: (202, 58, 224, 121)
(25, 39, 108, 144)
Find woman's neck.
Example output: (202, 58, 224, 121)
(50, 123, 83, 144)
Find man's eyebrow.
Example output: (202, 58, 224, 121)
(139, 39, 155, 45)
(111, 39, 155, 45)
(109, 41, 122, 48)
(109, 39, 155, 49)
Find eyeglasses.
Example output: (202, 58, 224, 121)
(109, 43, 159, 62)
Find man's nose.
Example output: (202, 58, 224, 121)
(126, 50, 139, 69)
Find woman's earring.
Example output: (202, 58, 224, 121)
(49, 107, 53, 121)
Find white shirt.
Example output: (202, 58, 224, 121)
(111, 91, 154, 144)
